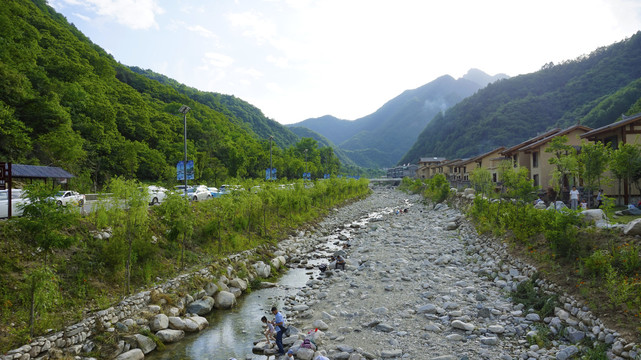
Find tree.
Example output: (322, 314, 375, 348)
(611, 143, 641, 205)
(18, 183, 74, 337)
(499, 163, 536, 203)
(546, 136, 579, 201)
(157, 191, 194, 269)
(578, 140, 610, 206)
(470, 166, 492, 197)
(103, 177, 150, 295)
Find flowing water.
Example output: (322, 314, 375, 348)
(145, 206, 399, 360)
(146, 268, 315, 360)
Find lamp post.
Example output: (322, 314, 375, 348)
(179, 105, 191, 197)
(304, 148, 308, 179)
(269, 135, 274, 180)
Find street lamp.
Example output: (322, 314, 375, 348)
(179, 105, 191, 197)
(304, 148, 308, 179)
(269, 135, 274, 180)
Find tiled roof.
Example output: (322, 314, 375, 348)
(581, 112, 641, 139)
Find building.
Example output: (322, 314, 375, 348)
(416, 157, 447, 179)
(387, 163, 419, 179)
(581, 112, 641, 203)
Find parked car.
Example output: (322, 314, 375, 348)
(186, 186, 211, 201)
(53, 190, 85, 207)
(207, 187, 222, 198)
(0, 189, 27, 218)
(146, 185, 167, 205)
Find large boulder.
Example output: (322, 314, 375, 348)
(149, 314, 169, 332)
(270, 257, 282, 270)
(190, 315, 209, 330)
(204, 282, 218, 296)
(115, 349, 144, 360)
(186, 296, 215, 315)
(296, 347, 315, 360)
(168, 316, 186, 331)
(155, 329, 185, 343)
(581, 209, 606, 224)
(214, 291, 236, 309)
(463, 188, 475, 196)
(132, 334, 156, 354)
(624, 218, 641, 236)
(229, 278, 247, 291)
(252, 261, 271, 278)
(183, 318, 200, 332)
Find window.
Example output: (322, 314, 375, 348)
(532, 152, 539, 168)
(533, 174, 539, 187)
(492, 173, 497, 182)
(603, 136, 618, 150)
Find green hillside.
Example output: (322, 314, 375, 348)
(0, 0, 337, 188)
(129, 66, 300, 148)
(401, 32, 641, 163)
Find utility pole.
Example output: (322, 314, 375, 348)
(179, 105, 191, 197)
(269, 135, 274, 180)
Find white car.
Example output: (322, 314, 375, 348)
(53, 190, 85, 207)
(187, 186, 211, 201)
(146, 186, 167, 205)
(0, 190, 27, 218)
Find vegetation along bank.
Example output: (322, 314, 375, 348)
(0, 177, 370, 357)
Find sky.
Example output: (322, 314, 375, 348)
(48, 0, 641, 125)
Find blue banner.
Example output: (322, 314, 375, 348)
(265, 168, 277, 180)
(177, 160, 194, 180)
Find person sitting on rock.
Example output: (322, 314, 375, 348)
(335, 254, 346, 270)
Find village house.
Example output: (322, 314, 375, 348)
(517, 124, 592, 189)
(416, 157, 447, 179)
(471, 147, 507, 183)
(581, 112, 641, 203)
(501, 128, 562, 173)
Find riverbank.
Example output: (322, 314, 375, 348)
(272, 187, 638, 359)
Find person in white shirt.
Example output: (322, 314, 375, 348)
(570, 186, 579, 210)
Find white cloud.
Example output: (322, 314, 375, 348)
(72, 12, 91, 22)
(57, 0, 164, 30)
(227, 11, 277, 45)
(236, 67, 263, 78)
(186, 25, 218, 40)
(203, 52, 234, 67)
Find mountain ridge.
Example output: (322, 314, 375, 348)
(288, 70, 507, 168)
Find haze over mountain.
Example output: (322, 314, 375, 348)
(289, 69, 508, 168)
(400, 31, 641, 164)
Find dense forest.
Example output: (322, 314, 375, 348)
(0, 0, 344, 191)
(400, 31, 641, 164)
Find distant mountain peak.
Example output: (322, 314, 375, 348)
(460, 68, 509, 87)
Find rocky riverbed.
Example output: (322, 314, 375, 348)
(261, 187, 638, 360)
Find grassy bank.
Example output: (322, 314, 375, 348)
(0, 177, 370, 353)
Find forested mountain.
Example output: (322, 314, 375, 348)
(128, 67, 300, 148)
(0, 0, 340, 189)
(400, 31, 641, 164)
(290, 70, 506, 168)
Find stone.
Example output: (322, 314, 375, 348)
(556, 345, 578, 360)
(149, 314, 169, 332)
(488, 325, 505, 334)
(204, 282, 218, 296)
(624, 218, 641, 236)
(114, 349, 144, 360)
(312, 319, 329, 330)
(381, 349, 402, 358)
(155, 329, 185, 343)
(133, 334, 156, 354)
(451, 320, 475, 331)
(480, 336, 499, 345)
(189, 315, 209, 330)
(186, 296, 215, 315)
(214, 291, 236, 309)
(168, 316, 186, 330)
(229, 278, 247, 291)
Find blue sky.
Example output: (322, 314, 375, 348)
(49, 0, 641, 125)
